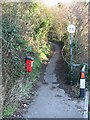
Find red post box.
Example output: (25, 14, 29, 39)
(25, 56, 34, 72)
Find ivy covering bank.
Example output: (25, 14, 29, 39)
(2, 2, 53, 117)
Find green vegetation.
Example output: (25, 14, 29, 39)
(2, 2, 53, 117)
(2, 1, 89, 117)
(3, 103, 18, 117)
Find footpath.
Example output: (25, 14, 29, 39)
(23, 43, 88, 118)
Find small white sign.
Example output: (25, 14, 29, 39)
(67, 24, 75, 33)
(80, 79, 85, 89)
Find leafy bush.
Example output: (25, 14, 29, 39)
(3, 104, 17, 117)
(2, 2, 53, 116)
(65, 64, 81, 85)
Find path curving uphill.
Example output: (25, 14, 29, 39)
(23, 43, 85, 118)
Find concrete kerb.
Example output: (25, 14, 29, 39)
(83, 91, 89, 119)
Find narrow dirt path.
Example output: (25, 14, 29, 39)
(23, 43, 85, 118)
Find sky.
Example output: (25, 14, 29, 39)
(40, 0, 74, 6)
(1, 0, 89, 3)
(40, 0, 89, 6)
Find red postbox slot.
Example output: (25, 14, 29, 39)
(25, 56, 34, 72)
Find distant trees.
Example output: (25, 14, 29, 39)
(49, 2, 88, 64)
(67, 2, 88, 64)
(47, 3, 88, 85)
(48, 4, 69, 42)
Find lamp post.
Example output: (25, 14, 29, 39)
(67, 24, 75, 71)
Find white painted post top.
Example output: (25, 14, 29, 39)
(82, 65, 86, 72)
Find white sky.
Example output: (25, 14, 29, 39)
(40, 0, 73, 6)
(40, 0, 89, 6)
(0, 0, 89, 3)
